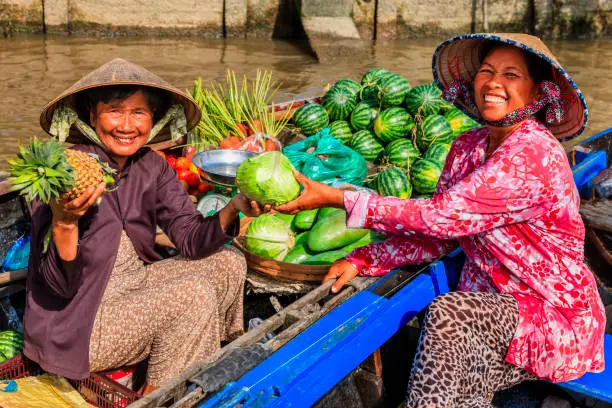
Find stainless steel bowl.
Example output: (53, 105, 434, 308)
(192, 149, 257, 187)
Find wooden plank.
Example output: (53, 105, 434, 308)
(360, 349, 383, 377)
(580, 200, 612, 233)
(0, 180, 12, 197)
(0, 269, 28, 285)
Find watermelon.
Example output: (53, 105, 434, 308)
(361, 68, 391, 85)
(329, 120, 353, 144)
(410, 159, 442, 194)
(416, 114, 453, 152)
(405, 83, 445, 117)
(373, 107, 415, 143)
(293, 103, 329, 136)
(334, 78, 362, 99)
(444, 106, 481, 138)
(0, 331, 23, 363)
(322, 86, 357, 121)
(379, 73, 411, 107)
(376, 167, 412, 199)
(424, 143, 451, 168)
(350, 100, 379, 131)
(350, 130, 384, 162)
(360, 68, 391, 102)
(384, 139, 421, 169)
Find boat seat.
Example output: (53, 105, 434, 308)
(558, 333, 612, 403)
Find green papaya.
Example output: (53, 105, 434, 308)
(307, 210, 368, 252)
(301, 248, 349, 265)
(294, 231, 310, 247)
(283, 244, 315, 264)
(300, 230, 385, 265)
(292, 208, 320, 231)
(316, 207, 343, 222)
(345, 230, 385, 250)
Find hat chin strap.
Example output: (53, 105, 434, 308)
(49, 104, 188, 148)
(442, 80, 565, 128)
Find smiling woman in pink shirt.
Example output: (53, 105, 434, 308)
(275, 33, 605, 407)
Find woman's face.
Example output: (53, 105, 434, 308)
(90, 90, 154, 162)
(473, 46, 540, 122)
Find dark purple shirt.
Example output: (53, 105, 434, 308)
(23, 144, 238, 379)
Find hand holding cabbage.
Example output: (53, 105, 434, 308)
(273, 171, 345, 215)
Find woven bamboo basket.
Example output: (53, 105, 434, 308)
(232, 236, 329, 282)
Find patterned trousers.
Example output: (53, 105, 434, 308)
(89, 232, 246, 386)
(406, 292, 535, 408)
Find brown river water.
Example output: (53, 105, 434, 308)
(1, 36, 612, 170)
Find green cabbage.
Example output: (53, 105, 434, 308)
(236, 151, 300, 205)
(245, 214, 294, 260)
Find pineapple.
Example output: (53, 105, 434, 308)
(7, 138, 115, 204)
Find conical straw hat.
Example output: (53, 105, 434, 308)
(40, 58, 202, 145)
(432, 33, 587, 142)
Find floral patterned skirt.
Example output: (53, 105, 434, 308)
(89, 231, 246, 386)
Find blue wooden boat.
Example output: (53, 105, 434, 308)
(187, 128, 612, 408)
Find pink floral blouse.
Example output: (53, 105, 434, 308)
(343, 119, 605, 383)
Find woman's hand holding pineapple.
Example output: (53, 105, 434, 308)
(50, 182, 107, 224)
(49, 182, 106, 261)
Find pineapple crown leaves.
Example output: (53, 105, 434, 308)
(7, 138, 75, 204)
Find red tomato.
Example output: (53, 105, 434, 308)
(183, 145, 196, 162)
(220, 136, 242, 149)
(175, 157, 190, 171)
(166, 154, 177, 161)
(188, 187, 199, 196)
(250, 119, 263, 134)
(178, 169, 192, 181)
(184, 172, 201, 188)
(235, 123, 249, 138)
(197, 182, 213, 194)
(167, 156, 177, 169)
(264, 139, 278, 152)
(179, 180, 189, 191)
(241, 138, 261, 153)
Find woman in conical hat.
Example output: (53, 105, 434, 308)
(24, 58, 263, 393)
(274, 34, 605, 405)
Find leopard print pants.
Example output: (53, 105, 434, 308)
(405, 292, 535, 408)
(89, 232, 246, 386)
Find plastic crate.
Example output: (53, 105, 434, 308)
(0, 354, 141, 408)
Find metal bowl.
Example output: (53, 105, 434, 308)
(192, 149, 257, 187)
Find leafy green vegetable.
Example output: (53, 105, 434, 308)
(236, 151, 300, 206)
(245, 214, 294, 261)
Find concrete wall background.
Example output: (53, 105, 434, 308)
(0, 0, 610, 39)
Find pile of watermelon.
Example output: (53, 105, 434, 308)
(0, 330, 23, 362)
(291, 68, 480, 199)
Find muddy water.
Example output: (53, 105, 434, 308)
(1, 36, 611, 169)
